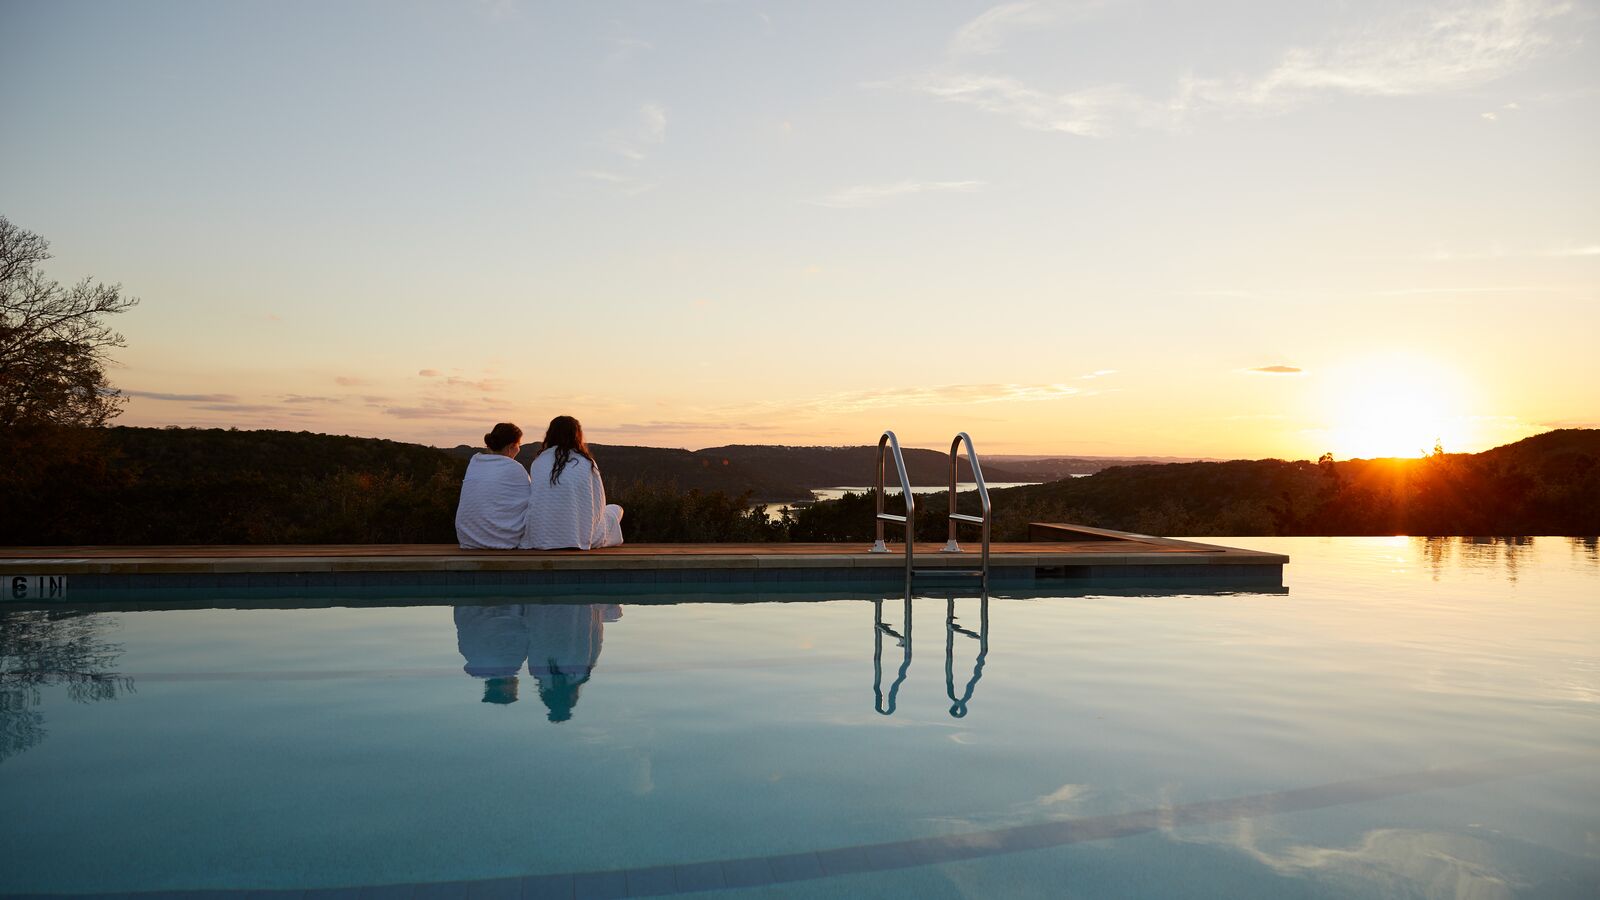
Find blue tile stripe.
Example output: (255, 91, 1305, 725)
(3, 752, 1582, 900)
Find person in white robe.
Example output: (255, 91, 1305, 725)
(522, 415, 624, 550)
(526, 603, 608, 722)
(453, 604, 530, 704)
(455, 422, 530, 549)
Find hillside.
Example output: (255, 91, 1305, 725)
(443, 441, 1046, 500)
(3, 427, 1593, 545)
(788, 430, 1600, 540)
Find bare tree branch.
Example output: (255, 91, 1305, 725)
(0, 216, 139, 428)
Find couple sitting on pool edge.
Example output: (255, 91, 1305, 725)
(454, 415, 625, 551)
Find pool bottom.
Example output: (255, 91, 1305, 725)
(14, 751, 1578, 899)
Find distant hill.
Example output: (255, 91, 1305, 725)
(978, 454, 1216, 481)
(788, 430, 1600, 540)
(443, 441, 1045, 500)
(5, 426, 1593, 544)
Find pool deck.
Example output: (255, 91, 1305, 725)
(1, 526, 1285, 597)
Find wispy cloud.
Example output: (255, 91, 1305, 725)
(195, 402, 293, 414)
(810, 180, 986, 209)
(604, 36, 653, 67)
(334, 375, 371, 387)
(909, 74, 1150, 137)
(585, 102, 669, 195)
(582, 169, 656, 196)
(1244, 365, 1304, 375)
(605, 103, 668, 161)
(282, 395, 341, 404)
(126, 390, 239, 402)
(418, 369, 442, 377)
(911, 0, 1575, 137)
(442, 376, 507, 392)
(1367, 285, 1560, 296)
(1178, 0, 1572, 116)
(951, 2, 1052, 55)
(610, 420, 781, 434)
(1542, 244, 1600, 257)
(789, 382, 1083, 413)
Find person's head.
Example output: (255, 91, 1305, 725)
(481, 676, 520, 705)
(484, 422, 523, 458)
(535, 670, 587, 722)
(542, 415, 596, 485)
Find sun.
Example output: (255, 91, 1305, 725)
(1318, 355, 1475, 459)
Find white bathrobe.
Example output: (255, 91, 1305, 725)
(522, 449, 624, 550)
(454, 454, 532, 550)
(453, 605, 530, 677)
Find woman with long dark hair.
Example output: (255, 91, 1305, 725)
(521, 415, 624, 549)
(454, 422, 530, 549)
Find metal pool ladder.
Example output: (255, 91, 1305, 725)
(869, 430, 993, 591)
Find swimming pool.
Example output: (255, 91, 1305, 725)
(2, 537, 1595, 898)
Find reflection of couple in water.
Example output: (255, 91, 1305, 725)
(454, 604, 621, 721)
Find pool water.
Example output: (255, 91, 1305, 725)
(2, 537, 1596, 898)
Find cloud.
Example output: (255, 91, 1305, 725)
(950, 1, 1111, 54)
(1368, 286, 1559, 296)
(785, 383, 1083, 413)
(194, 403, 289, 414)
(1542, 244, 1600, 257)
(1229, 0, 1567, 102)
(605, 103, 668, 161)
(913, 0, 1575, 137)
(282, 394, 340, 404)
(1244, 365, 1304, 375)
(810, 180, 986, 209)
(582, 170, 655, 196)
(334, 375, 371, 387)
(125, 390, 239, 402)
(639, 103, 667, 144)
(442, 376, 508, 392)
(418, 369, 442, 377)
(1079, 369, 1117, 379)
(908, 74, 1149, 137)
(605, 36, 653, 66)
(950, 2, 1052, 55)
(383, 406, 467, 420)
(610, 420, 780, 434)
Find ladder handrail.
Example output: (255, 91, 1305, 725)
(940, 432, 992, 590)
(870, 430, 916, 585)
(945, 594, 989, 719)
(872, 597, 913, 716)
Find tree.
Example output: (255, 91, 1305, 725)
(0, 216, 139, 428)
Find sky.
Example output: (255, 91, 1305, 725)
(2, 0, 1596, 459)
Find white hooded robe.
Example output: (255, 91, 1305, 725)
(522, 449, 624, 550)
(454, 454, 531, 550)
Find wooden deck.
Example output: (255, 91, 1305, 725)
(0, 527, 1286, 598)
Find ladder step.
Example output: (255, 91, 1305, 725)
(948, 513, 985, 524)
(913, 569, 986, 577)
(876, 513, 907, 524)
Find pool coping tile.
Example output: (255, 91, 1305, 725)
(569, 872, 626, 900)
(718, 858, 773, 889)
(667, 862, 725, 893)
(620, 866, 675, 897)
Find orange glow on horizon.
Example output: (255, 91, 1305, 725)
(1316, 354, 1478, 460)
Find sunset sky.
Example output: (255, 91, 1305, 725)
(2, 0, 1595, 459)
